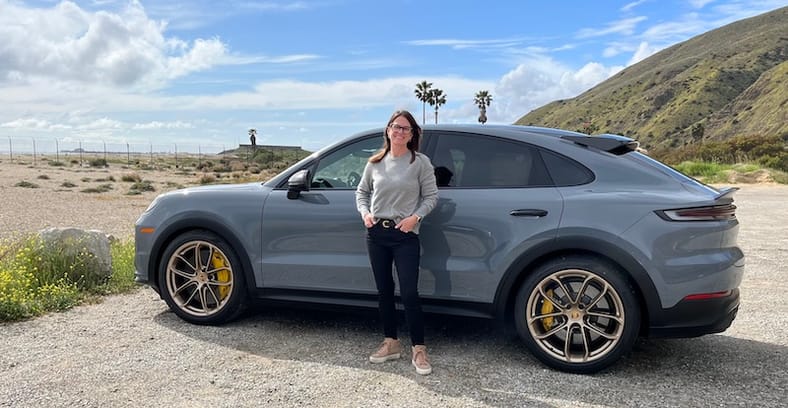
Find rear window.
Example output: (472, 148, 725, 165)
(626, 152, 717, 192)
(540, 150, 594, 186)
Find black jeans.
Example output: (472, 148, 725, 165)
(366, 221, 424, 346)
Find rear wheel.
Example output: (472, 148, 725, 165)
(158, 230, 246, 325)
(514, 255, 640, 373)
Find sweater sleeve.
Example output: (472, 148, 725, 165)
(413, 154, 439, 218)
(355, 162, 373, 216)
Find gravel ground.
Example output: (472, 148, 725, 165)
(1, 160, 787, 407)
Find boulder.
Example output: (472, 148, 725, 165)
(38, 227, 113, 282)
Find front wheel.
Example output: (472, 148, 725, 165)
(158, 230, 247, 325)
(514, 255, 640, 374)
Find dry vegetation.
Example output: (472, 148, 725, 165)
(0, 154, 280, 240)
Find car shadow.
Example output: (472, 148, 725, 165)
(153, 304, 788, 407)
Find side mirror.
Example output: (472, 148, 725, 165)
(287, 169, 310, 199)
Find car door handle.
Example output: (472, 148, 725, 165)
(510, 209, 548, 217)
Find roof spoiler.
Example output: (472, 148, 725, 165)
(562, 134, 640, 155)
(714, 186, 739, 200)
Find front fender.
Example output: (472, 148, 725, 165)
(145, 212, 261, 299)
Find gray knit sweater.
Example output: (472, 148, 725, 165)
(355, 151, 439, 235)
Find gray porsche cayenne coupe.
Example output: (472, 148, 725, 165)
(134, 124, 743, 373)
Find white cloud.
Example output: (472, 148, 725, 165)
(689, 0, 715, 8)
(622, 0, 649, 12)
(0, 1, 225, 89)
(576, 16, 648, 38)
(0, 0, 320, 93)
(628, 42, 663, 65)
(1, 118, 60, 130)
(405, 38, 526, 49)
(454, 58, 623, 124)
(133, 121, 194, 130)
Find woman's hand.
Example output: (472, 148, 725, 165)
(363, 213, 376, 228)
(396, 215, 420, 233)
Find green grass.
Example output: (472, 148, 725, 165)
(673, 160, 784, 184)
(674, 161, 728, 178)
(0, 236, 138, 322)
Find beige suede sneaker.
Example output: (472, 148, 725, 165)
(411, 345, 432, 375)
(369, 338, 402, 363)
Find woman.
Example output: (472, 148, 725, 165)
(355, 110, 439, 375)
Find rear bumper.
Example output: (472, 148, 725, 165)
(647, 288, 739, 338)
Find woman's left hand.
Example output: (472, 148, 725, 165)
(396, 215, 419, 233)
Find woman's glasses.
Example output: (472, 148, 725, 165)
(389, 124, 412, 133)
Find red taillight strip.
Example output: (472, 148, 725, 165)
(657, 204, 737, 221)
(683, 290, 732, 300)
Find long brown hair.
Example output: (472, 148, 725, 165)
(369, 110, 422, 163)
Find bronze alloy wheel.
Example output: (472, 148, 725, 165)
(165, 239, 235, 318)
(525, 268, 626, 364)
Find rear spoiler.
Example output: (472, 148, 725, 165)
(714, 186, 739, 200)
(562, 134, 640, 155)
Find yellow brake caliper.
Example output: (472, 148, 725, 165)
(541, 289, 555, 331)
(211, 252, 231, 300)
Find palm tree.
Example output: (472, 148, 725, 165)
(427, 89, 446, 124)
(414, 81, 433, 125)
(474, 90, 492, 124)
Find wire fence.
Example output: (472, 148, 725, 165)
(1, 137, 308, 169)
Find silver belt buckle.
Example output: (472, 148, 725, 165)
(381, 219, 393, 228)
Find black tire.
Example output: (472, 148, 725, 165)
(157, 230, 247, 325)
(514, 255, 640, 374)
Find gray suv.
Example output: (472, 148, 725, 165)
(134, 124, 743, 373)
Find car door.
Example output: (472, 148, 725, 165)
(258, 134, 383, 293)
(419, 131, 564, 304)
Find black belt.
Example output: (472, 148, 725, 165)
(378, 219, 395, 228)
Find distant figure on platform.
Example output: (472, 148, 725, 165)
(248, 128, 257, 147)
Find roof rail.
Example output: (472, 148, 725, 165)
(561, 133, 640, 155)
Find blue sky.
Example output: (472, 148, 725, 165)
(0, 0, 785, 152)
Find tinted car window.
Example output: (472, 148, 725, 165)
(431, 133, 550, 188)
(540, 150, 594, 186)
(312, 136, 381, 189)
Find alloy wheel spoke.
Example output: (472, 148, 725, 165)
(585, 282, 611, 310)
(205, 285, 221, 306)
(578, 325, 591, 360)
(563, 324, 581, 360)
(528, 310, 564, 324)
(193, 245, 204, 272)
(208, 280, 233, 288)
(172, 279, 198, 298)
(171, 266, 195, 279)
(535, 320, 569, 339)
(207, 265, 232, 277)
(182, 283, 200, 306)
(175, 254, 196, 272)
(583, 319, 619, 340)
(198, 285, 210, 311)
(538, 285, 568, 310)
(586, 309, 624, 324)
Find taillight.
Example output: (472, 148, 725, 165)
(656, 204, 737, 221)
(684, 290, 732, 300)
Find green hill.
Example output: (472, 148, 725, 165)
(515, 6, 787, 151)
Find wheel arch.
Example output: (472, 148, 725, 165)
(493, 236, 658, 334)
(147, 216, 257, 299)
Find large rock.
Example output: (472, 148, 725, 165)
(38, 227, 113, 282)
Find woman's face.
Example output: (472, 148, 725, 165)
(387, 115, 413, 148)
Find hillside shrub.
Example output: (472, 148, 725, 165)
(653, 132, 787, 171)
(89, 158, 108, 168)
